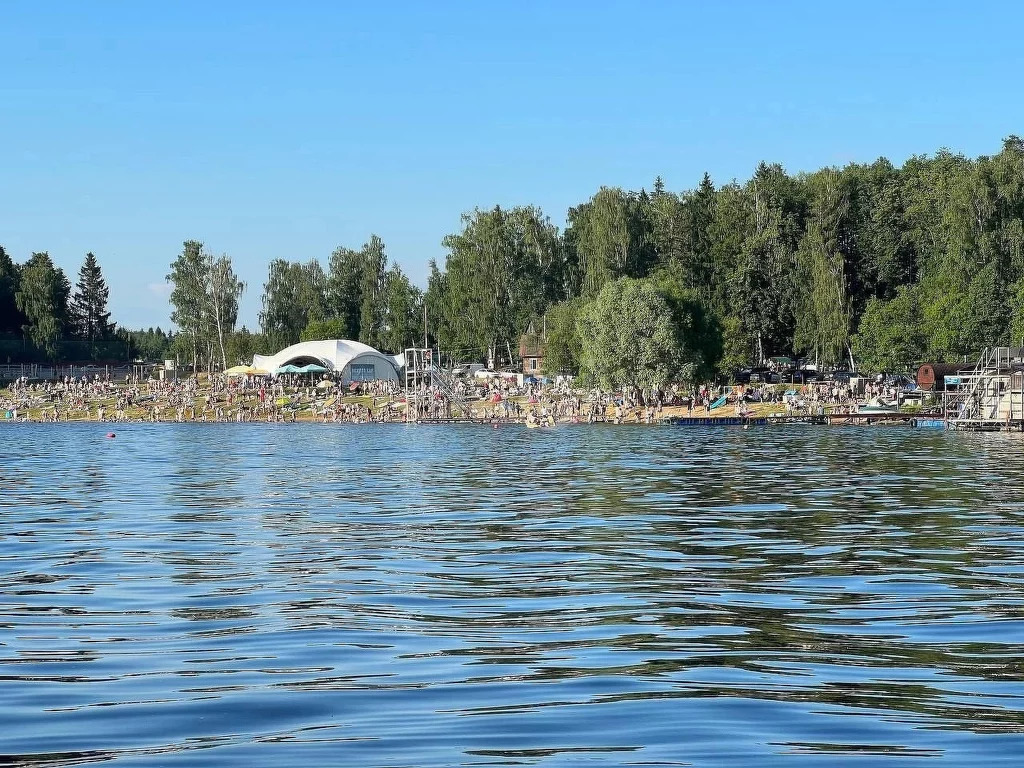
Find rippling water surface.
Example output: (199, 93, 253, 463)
(2, 423, 1024, 766)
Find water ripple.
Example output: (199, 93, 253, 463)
(1, 423, 1023, 765)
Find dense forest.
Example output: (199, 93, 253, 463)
(425, 136, 1024, 384)
(4, 137, 1024, 384)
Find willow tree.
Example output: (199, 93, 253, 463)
(576, 277, 686, 390)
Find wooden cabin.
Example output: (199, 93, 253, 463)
(519, 321, 546, 377)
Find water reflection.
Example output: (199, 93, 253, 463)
(0, 423, 1022, 766)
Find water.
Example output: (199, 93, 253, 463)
(2, 423, 1023, 766)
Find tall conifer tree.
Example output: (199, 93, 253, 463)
(70, 252, 115, 342)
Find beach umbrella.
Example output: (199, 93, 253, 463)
(316, 379, 335, 390)
(275, 364, 300, 375)
(297, 364, 328, 374)
(225, 365, 251, 377)
(248, 367, 270, 377)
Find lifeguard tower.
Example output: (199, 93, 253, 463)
(403, 348, 474, 422)
(944, 347, 1024, 430)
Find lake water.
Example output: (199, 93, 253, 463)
(2, 423, 1024, 766)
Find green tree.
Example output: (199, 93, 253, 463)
(326, 245, 363, 338)
(120, 326, 174, 361)
(651, 269, 723, 382)
(206, 252, 245, 371)
(301, 316, 349, 342)
(260, 258, 328, 348)
(852, 287, 926, 372)
(706, 182, 753, 320)
(15, 252, 71, 360)
(358, 235, 388, 348)
(378, 264, 422, 353)
(431, 206, 561, 366)
(167, 240, 208, 372)
(568, 187, 653, 295)
(69, 252, 115, 345)
(0, 246, 25, 335)
(794, 169, 852, 367)
(683, 172, 718, 299)
(577, 277, 691, 390)
(729, 163, 806, 365)
(543, 298, 584, 376)
(225, 326, 271, 366)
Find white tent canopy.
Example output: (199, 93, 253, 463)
(252, 340, 401, 384)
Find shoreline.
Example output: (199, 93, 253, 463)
(1, 404, 932, 427)
(2, 381, 934, 427)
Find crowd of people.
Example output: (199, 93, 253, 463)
(1, 369, 929, 425)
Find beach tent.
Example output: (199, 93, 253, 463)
(253, 339, 400, 384)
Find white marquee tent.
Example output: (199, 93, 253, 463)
(252, 340, 401, 383)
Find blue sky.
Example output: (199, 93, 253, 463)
(2, 0, 1023, 330)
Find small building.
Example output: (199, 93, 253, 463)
(518, 321, 546, 377)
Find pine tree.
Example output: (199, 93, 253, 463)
(70, 252, 114, 342)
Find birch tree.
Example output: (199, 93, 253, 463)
(167, 240, 208, 372)
(206, 252, 245, 371)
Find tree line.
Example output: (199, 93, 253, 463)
(6, 136, 1024, 382)
(426, 136, 1024, 387)
(0, 247, 122, 363)
(161, 234, 425, 371)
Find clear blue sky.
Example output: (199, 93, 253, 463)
(2, 0, 1023, 330)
